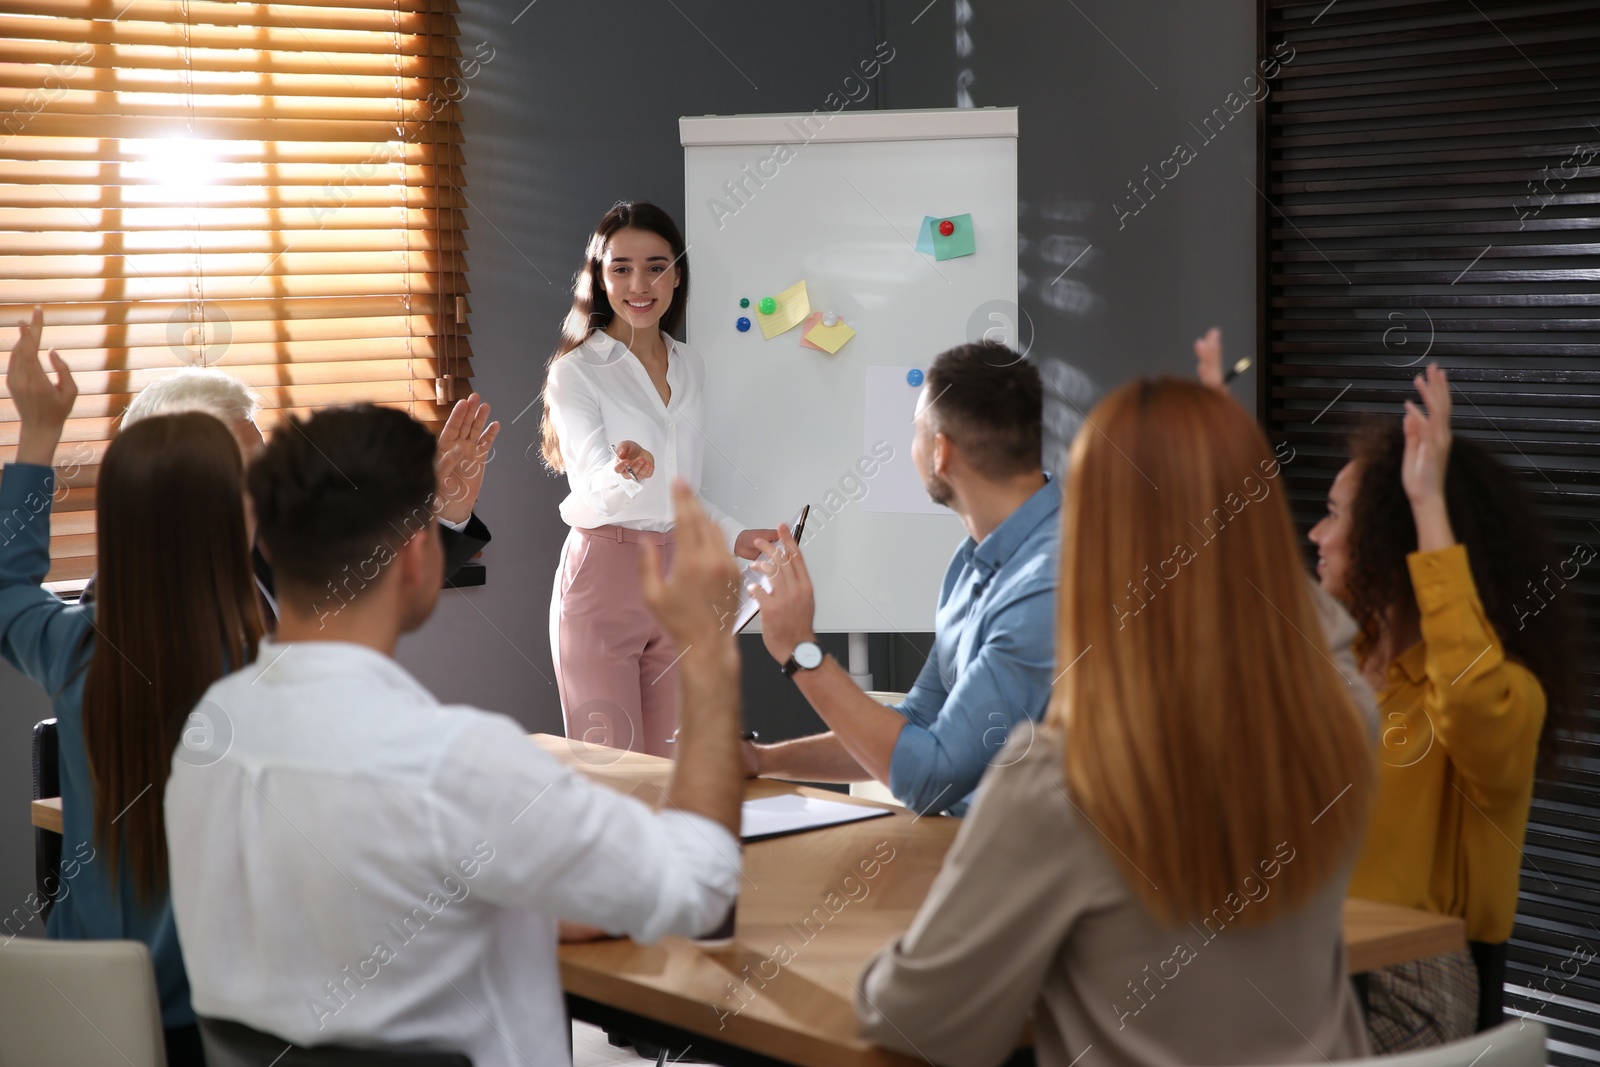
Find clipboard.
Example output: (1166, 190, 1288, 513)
(731, 504, 810, 634)
(740, 793, 894, 842)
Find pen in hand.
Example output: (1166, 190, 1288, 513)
(612, 442, 640, 483)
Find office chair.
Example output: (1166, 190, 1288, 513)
(32, 718, 61, 927)
(0, 939, 167, 1067)
(198, 1016, 471, 1066)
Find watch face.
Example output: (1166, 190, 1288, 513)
(794, 642, 824, 670)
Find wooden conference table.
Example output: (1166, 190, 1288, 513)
(31, 735, 1466, 1067)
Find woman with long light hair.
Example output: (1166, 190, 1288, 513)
(856, 377, 1375, 1067)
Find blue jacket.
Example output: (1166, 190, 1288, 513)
(0, 462, 194, 1029)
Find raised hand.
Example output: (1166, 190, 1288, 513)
(7, 307, 77, 466)
(1401, 363, 1456, 552)
(1402, 364, 1452, 506)
(1194, 326, 1226, 393)
(748, 523, 817, 667)
(435, 392, 499, 524)
(639, 479, 740, 651)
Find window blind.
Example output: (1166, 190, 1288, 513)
(0, 0, 473, 580)
(1258, 2, 1600, 1062)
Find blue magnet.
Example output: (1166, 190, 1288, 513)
(906, 368, 924, 386)
(736, 316, 751, 332)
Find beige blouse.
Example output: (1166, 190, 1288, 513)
(855, 726, 1370, 1067)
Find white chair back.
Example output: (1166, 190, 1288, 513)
(1356, 1022, 1547, 1067)
(0, 938, 167, 1067)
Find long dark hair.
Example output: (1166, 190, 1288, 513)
(1344, 420, 1580, 774)
(538, 201, 689, 472)
(83, 412, 264, 901)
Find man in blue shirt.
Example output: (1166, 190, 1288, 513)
(748, 341, 1059, 816)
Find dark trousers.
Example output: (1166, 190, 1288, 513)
(166, 1024, 207, 1067)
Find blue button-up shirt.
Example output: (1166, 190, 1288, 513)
(888, 476, 1060, 816)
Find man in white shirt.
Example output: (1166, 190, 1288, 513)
(165, 404, 745, 1067)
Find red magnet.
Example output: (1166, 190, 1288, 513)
(938, 219, 955, 236)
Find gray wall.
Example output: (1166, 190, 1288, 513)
(0, 0, 1259, 932)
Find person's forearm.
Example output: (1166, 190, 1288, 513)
(15, 426, 61, 468)
(1411, 495, 1456, 553)
(665, 644, 744, 837)
(756, 731, 869, 783)
(791, 657, 905, 784)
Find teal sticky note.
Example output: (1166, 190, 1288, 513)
(915, 215, 937, 254)
(931, 214, 975, 260)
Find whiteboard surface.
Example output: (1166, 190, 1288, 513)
(683, 109, 1018, 633)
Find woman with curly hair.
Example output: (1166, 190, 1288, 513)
(1310, 364, 1581, 1052)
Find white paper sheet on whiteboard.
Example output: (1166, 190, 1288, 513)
(862, 365, 946, 515)
(740, 793, 894, 842)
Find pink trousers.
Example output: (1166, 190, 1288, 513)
(549, 524, 680, 757)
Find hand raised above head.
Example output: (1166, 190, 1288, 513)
(8, 307, 78, 466)
(435, 391, 499, 524)
(1194, 326, 1226, 393)
(1402, 362, 1453, 507)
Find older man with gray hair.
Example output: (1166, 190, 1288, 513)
(114, 368, 496, 624)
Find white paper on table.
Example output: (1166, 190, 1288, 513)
(740, 793, 894, 842)
(861, 365, 947, 515)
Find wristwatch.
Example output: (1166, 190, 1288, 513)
(783, 641, 824, 678)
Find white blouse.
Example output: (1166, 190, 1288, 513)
(544, 330, 743, 545)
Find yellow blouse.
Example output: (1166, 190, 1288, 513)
(1348, 544, 1546, 943)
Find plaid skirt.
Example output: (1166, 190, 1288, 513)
(1366, 949, 1479, 1053)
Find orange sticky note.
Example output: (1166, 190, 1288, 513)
(804, 317, 856, 354)
(798, 311, 828, 351)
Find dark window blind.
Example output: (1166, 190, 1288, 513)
(1258, 2, 1600, 1061)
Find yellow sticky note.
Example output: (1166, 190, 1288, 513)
(797, 311, 828, 351)
(804, 317, 856, 354)
(758, 280, 810, 339)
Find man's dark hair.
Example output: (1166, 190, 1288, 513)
(924, 342, 1043, 479)
(248, 405, 438, 592)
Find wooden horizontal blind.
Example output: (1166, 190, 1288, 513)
(1258, 2, 1600, 1062)
(0, 0, 472, 580)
